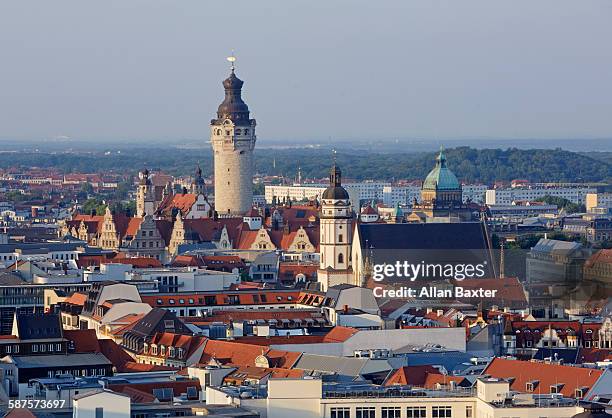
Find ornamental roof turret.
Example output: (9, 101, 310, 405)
(322, 163, 349, 200)
(216, 68, 250, 123)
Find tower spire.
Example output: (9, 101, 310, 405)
(227, 53, 237, 72)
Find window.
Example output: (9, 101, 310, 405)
(382, 407, 401, 418)
(550, 383, 564, 394)
(407, 407, 427, 418)
(466, 406, 473, 418)
(338, 234, 343, 243)
(432, 406, 452, 418)
(95, 407, 103, 418)
(338, 253, 344, 264)
(330, 408, 350, 418)
(356, 407, 375, 418)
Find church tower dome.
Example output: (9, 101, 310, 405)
(322, 164, 350, 200)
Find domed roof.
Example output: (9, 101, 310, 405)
(423, 148, 460, 191)
(322, 164, 349, 200)
(216, 69, 250, 121)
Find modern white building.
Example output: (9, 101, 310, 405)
(586, 192, 612, 213)
(207, 377, 584, 418)
(126, 267, 240, 292)
(486, 185, 597, 205)
(268, 182, 488, 209)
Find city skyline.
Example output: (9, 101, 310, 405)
(0, 1, 611, 142)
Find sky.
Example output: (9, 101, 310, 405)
(0, 1, 611, 144)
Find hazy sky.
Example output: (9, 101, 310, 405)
(1, 1, 611, 143)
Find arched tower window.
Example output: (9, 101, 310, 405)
(338, 253, 344, 264)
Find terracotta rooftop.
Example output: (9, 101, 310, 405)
(483, 357, 603, 399)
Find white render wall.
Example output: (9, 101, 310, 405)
(271, 327, 466, 356)
(73, 391, 130, 418)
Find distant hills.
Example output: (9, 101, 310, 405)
(0, 146, 609, 184)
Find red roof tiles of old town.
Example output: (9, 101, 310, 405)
(483, 358, 603, 399)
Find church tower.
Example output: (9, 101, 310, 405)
(317, 163, 353, 291)
(210, 57, 256, 216)
(136, 169, 155, 218)
(191, 165, 206, 195)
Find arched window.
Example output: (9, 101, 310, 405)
(338, 253, 344, 264)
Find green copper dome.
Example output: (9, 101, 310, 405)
(422, 148, 460, 191)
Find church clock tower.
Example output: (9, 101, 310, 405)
(210, 56, 256, 216)
(136, 169, 155, 218)
(317, 163, 353, 291)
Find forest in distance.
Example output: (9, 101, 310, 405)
(0, 146, 610, 185)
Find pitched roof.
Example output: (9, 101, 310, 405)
(322, 326, 359, 343)
(156, 193, 198, 217)
(64, 292, 88, 306)
(483, 358, 603, 398)
(384, 365, 439, 386)
(99, 339, 134, 372)
(14, 313, 62, 340)
(199, 339, 301, 369)
(63, 329, 100, 352)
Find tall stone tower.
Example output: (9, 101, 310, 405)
(317, 163, 353, 291)
(210, 60, 256, 216)
(136, 169, 155, 218)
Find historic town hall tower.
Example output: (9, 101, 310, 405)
(210, 58, 256, 216)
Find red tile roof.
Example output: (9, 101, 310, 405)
(483, 358, 603, 398)
(99, 339, 134, 372)
(322, 326, 359, 343)
(64, 292, 87, 306)
(121, 362, 176, 373)
(63, 329, 100, 352)
(110, 257, 162, 268)
(107, 380, 201, 400)
(119, 386, 158, 403)
(384, 366, 439, 386)
(450, 277, 528, 308)
(199, 339, 301, 369)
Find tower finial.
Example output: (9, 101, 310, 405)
(332, 148, 337, 165)
(227, 52, 237, 72)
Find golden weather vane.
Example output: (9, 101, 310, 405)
(227, 52, 237, 71)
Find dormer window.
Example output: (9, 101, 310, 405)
(526, 380, 539, 392)
(160, 345, 166, 356)
(550, 383, 564, 394)
(169, 347, 175, 357)
(151, 345, 158, 355)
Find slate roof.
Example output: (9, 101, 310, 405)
(293, 354, 367, 377)
(357, 222, 490, 251)
(356, 222, 495, 277)
(11, 353, 111, 368)
(14, 313, 62, 340)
